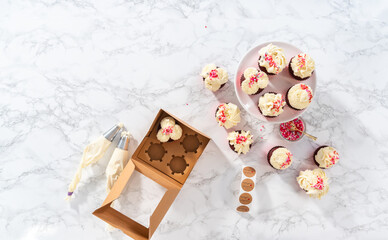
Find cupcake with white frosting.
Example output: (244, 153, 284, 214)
(257, 43, 287, 75)
(201, 64, 228, 92)
(156, 117, 183, 142)
(286, 83, 313, 110)
(267, 146, 293, 170)
(227, 130, 253, 155)
(215, 103, 241, 129)
(297, 168, 329, 199)
(240, 67, 269, 95)
(314, 146, 339, 169)
(289, 53, 315, 80)
(258, 92, 286, 118)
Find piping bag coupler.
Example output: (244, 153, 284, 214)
(66, 123, 124, 200)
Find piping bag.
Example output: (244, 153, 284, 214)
(66, 123, 123, 200)
(105, 131, 131, 231)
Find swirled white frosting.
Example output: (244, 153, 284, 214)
(227, 130, 253, 155)
(201, 64, 228, 92)
(290, 53, 315, 79)
(315, 146, 339, 168)
(269, 147, 293, 170)
(258, 44, 286, 74)
(287, 83, 313, 110)
(258, 93, 286, 117)
(215, 103, 241, 129)
(297, 169, 329, 199)
(241, 67, 269, 95)
(157, 117, 183, 142)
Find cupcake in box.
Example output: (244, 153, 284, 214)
(156, 117, 183, 142)
(258, 92, 286, 118)
(314, 146, 339, 169)
(297, 168, 329, 199)
(289, 53, 315, 80)
(215, 103, 241, 129)
(286, 83, 313, 110)
(227, 130, 253, 155)
(267, 146, 293, 170)
(240, 67, 269, 95)
(257, 43, 287, 75)
(201, 64, 228, 92)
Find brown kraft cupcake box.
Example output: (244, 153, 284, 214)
(93, 109, 210, 240)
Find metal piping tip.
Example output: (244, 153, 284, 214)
(117, 131, 130, 150)
(103, 123, 123, 142)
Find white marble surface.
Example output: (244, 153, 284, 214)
(1, 0, 388, 239)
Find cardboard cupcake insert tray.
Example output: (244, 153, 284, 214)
(93, 109, 210, 240)
(137, 112, 207, 184)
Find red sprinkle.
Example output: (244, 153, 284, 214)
(216, 104, 227, 124)
(300, 84, 313, 102)
(209, 69, 219, 79)
(162, 126, 174, 135)
(264, 53, 280, 73)
(280, 152, 292, 169)
(236, 135, 248, 144)
(297, 54, 306, 71)
(313, 176, 324, 190)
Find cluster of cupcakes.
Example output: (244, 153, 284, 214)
(200, 43, 340, 199)
(213, 102, 254, 155)
(239, 43, 316, 118)
(265, 143, 339, 199)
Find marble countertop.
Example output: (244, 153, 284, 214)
(1, 1, 387, 239)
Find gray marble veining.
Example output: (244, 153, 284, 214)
(1, 0, 387, 239)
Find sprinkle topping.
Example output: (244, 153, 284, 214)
(162, 126, 174, 135)
(300, 84, 313, 102)
(313, 176, 324, 190)
(272, 98, 285, 113)
(209, 69, 219, 80)
(264, 53, 280, 73)
(281, 152, 292, 169)
(327, 150, 340, 167)
(236, 135, 248, 144)
(296, 54, 306, 71)
(248, 72, 264, 88)
(217, 104, 227, 123)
